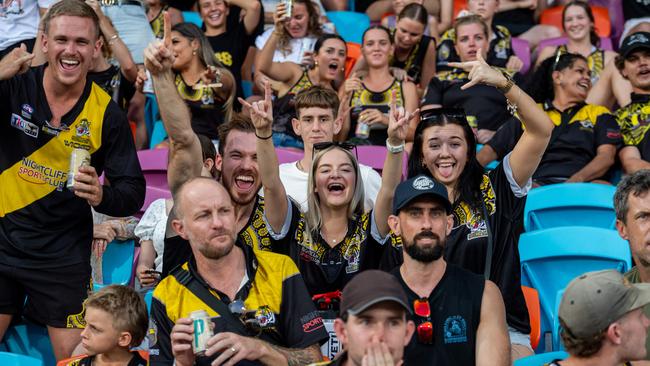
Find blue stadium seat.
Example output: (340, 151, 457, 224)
(519, 226, 632, 351)
(524, 183, 617, 232)
(0, 352, 43, 366)
(514, 351, 568, 366)
(182, 11, 203, 28)
(93, 239, 136, 291)
(326, 11, 370, 44)
(143, 289, 153, 313)
(2, 322, 54, 365)
(241, 80, 253, 99)
(149, 120, 168, 149)
(144, 94, 160, 139)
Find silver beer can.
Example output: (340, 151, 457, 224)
(282, 0, 292, 19)
(355, 122, 370, 139)
(190, 310, 213, 356)
(66, 148, 91, 191)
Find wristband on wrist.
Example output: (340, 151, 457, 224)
(386, 139, 405, 153)
(255, 131, 273, 140)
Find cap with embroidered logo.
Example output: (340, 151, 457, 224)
(392, 175, 452, 215)
(620, 32, 650, 59)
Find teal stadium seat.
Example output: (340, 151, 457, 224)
(93, 239, 136, 291)
(182, 11, 203, 28)
(0, 352, 43, 366)
(326, 11, 370, 44)
(514, 351, 568, 366)
(519, 226, 632, 351)
(524, 183, 617, 232)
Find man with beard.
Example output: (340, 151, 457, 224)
(149, 177, 327, 366)
(144, 15, 278, 276)
(387, 175, 511, 366)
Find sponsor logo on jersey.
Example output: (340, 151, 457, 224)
(21, 104, 33, 119)
(10, 113, 38, 138)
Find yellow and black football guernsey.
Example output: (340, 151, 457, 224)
(149, 241, 328, 366)
(437, 24, 513, 70)
(487, 102, 621, 182)
(348, 78, 404, 146)
(617, 93, 650, 160)
(0, 65, 145, 269)
(421, 68, 513, 132)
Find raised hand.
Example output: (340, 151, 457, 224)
(344, 72, 363, 94)
(143, 12, 175, 76)
(238, 79, 273, 135)
(0, 43, 34, 80)
(387, 89, 418, 144)
(447, 49, 508, 91)
(274, 2, 289, 30)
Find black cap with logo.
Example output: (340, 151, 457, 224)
(393, 175, 452, 215)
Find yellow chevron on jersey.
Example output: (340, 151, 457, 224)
(546, 103, 611, 127)
(0, 83, 107, 217)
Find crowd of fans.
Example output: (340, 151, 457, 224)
(2, 0, 650, 365)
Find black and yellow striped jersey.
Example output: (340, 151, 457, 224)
(0, 65, 145, 268)
(617, 93, 650, 160)
(149, 242, 328, 365)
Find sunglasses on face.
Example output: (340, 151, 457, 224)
(413, 298, 433, 344)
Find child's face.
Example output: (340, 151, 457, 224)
(81, 307, 125, 355)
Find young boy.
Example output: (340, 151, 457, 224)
(60, 285, 149, 366)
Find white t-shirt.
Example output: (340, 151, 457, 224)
(134, 198, 169, 272)
(0, 0, 55, 51)
(255, 28, 318, 64)
(276, 160, 382, 212)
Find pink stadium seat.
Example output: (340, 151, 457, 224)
(356, 145, 408, 179)
(276, 147, 304, 165)
(141, 187, 172, 216)
(137, 148, 169, 191)
(511, 37, 531, 75)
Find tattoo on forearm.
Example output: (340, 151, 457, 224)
(269, 344, 322, 366)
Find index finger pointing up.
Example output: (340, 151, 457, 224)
(264, 79, 272, 105)
(163, 11, 172, 47)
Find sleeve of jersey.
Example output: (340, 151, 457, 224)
(486, 116, 522, 160)
(149, 297, 175, 366)
(595, 113, 622, 149)
(421, 78, 443, 107)
(93, 104, 146, 217)
(265, 198, 301, 255)
(488, 158, 527, 219)
(279, 262, 329, 348)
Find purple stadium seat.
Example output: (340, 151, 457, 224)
(356, 145, 408, 179)
(137, 148, 169, 192)
(276, 147, 304, 165)
(511, 37, 531, 75)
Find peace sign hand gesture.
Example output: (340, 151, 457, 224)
(387, 89, 418, 145)
(239, 79, 273, 136)
(448, 49, 509, 91)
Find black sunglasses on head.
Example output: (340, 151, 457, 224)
(312, 141, 358, 162)
(419, 108, 466, 122)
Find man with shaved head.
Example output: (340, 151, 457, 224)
(149, 177, 327, 366)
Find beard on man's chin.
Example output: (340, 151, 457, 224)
(404, 230, 444, 263)
(198, 239, 235, 260)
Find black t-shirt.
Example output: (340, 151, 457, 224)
(88, 64, 136, 111)
(488, 102, 621, 183)
(422, 69, 512, 131)
(392, 264, 484, 366)
(390, 34, 434, 85)
(0, 65, 145, 268)
(207, 19, 255, 108)
(493, 8, 535, 36)
(618, 93, 650, 160)
(268, 201, 401, 296)
(174, 73, 225, 140)
(442, 161, 530, 334)
(437, 24, 513, 70)
(623, 0, 650, 21)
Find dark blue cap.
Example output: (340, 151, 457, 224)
(620, 32, 650, 58)
(392, 175, 452, 214)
